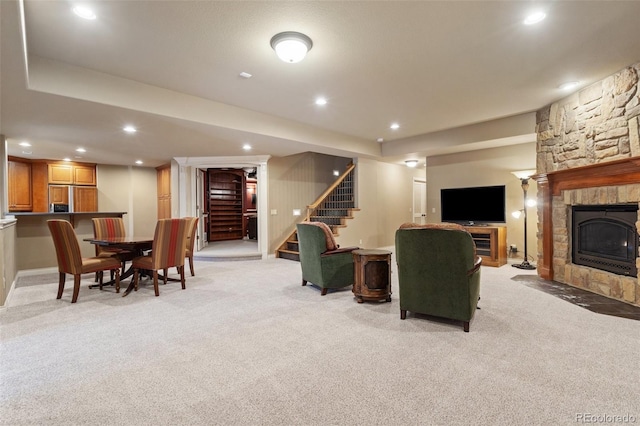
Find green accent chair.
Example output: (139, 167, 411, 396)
(296, 222, 359, 296)
(395, 223, 482, 332)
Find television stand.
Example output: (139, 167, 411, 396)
(464, 226, 507, 267)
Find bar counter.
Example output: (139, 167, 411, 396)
(9, 212, 127, 271)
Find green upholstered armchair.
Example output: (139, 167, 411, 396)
(296, 222, 358, 296)
(395, 223, 482, 332)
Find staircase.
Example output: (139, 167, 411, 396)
(276, 163, 358, 261)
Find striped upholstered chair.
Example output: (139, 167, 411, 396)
(184, 217, 199, 276)
(92, 217, 135, 276)
(132, 218, 190, 297)
(47, 219, 122, 303)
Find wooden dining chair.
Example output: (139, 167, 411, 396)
(184, 217, 199, 276)
(166, 216, 198, 280)
(92, 217, 135, 278)
(47, 219, 122, 303)
(132, 218, 189, 297)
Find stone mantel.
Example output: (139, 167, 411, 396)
(533, 157, 640, 281)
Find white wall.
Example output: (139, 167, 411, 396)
(97, 164, 157, 237)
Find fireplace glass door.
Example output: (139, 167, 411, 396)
(572, 205, 638, 277)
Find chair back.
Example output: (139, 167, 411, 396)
(47, 219, 83, 275)
(296, 223, 331, 284)
(185, 217, 199, 255)
(395, 225, 480, 321)
(92, 217, 126, 255)
(151, 218, 190, 270)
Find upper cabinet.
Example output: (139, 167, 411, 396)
(73, 186, 98, 212)
(8, 158, 33, 212)
(157, 164, 171, 219)
(48, 163, 96, 185)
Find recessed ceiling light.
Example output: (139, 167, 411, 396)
(376, 138, 384, 143)
(123, 125, 137, 133)
(524, 11, 546, 25)
(76, 147, 86, 153)
(239, 72, 252, 79)
(243, 144, 251, 151)
(135, 160, 143, 165)
(315, 97, 327, 106)
(559, 81, 581, 91)
(390, 123, 400, 130)
(21, 151, 32, 155)
(333, 170, 340, 177)
(72, 6, 96, 20)
(63, 158, 72, 162)
(19, 141, 31, 147)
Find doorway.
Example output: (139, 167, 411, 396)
(413, 178, 427, 224)
(176, 155, 270, 260)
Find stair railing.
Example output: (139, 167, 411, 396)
(275, 162, 356, 257)
(305, 162, 356, 222)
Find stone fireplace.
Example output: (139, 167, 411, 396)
(534, 62, 640, 307)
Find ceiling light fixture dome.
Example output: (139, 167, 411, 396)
(405, 160, 418, 168)
(72, 6, 96, 20)
(524, 11, 546, 25)
(270, 31, 313, 63)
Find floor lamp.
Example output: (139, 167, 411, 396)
(512, 170, 536, 270)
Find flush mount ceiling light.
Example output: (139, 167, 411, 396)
(390, 123, 400, 130)
(270, 31, 313, 63)
(405, 160, 418, 168)
(72, 5, 96, 20)
(523, 11, 546, 25)
(123, 125, 137, 133)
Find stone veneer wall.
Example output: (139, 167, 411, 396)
(536, 62, 640, 306)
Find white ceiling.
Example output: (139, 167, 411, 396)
(2, 0, 640, 168)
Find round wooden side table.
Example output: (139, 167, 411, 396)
(352, 249, 392, 303)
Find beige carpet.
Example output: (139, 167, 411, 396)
(1, 252, 639, 425)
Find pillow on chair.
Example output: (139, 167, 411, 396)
(302, 221, 338, 251)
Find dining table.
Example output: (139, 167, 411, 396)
(84, 236, 153, 296)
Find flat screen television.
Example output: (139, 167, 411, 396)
(440, 185, 506, 224)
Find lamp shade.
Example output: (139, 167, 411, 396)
(511, 169, 536, 180)
(270, 32, 313, 63)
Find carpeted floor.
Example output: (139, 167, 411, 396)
(1, 253, 639, 425)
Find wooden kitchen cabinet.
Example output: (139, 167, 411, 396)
(73, 186, 98, 212)
(49, 185, 70, 204)
(8, 159, 33, 211)
(48, 164, 73, 184)
(157, 164, 171, 219)
(48, 163, 96, 185)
